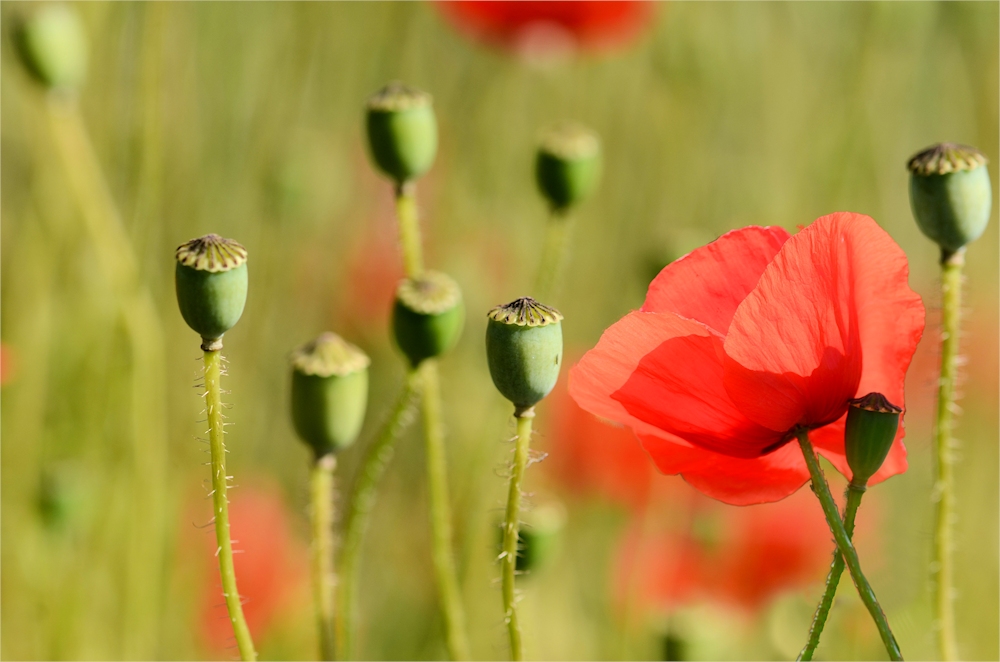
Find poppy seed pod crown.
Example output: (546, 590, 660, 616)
(844, 393, 902, 488)
(908, 143, 992, 257)
(14, 5, 87, 92)
(366, 81, 438, 186)
(175, 234, 248, 349)
(535, 122, 601, 212)
(290, 333, 370, 458)
(486, 297, 563, 413)
(392, 271, 465, 366)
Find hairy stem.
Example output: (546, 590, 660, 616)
(395, 183, 424, 278)
(421, 361, 470, 660)
(798, 484, 865, 660)
(533, 212, 572, 302)
(501, 410, 534, 661)
(796, 430, 901, 660)
(204, 349, 256, 661)
(311, 454, 337, 661)
(337, 371, 422, 660)
(934, 249, 963, 661)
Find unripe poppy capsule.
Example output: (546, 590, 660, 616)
(392, 271, 464, 367)
(535, 122, 601, 212)
(366, 82, 438, 186)
(175, 234, 248, 350)
(486, 297, 563, 413)
(844, 392, 902, 488)
(908, 143, 992, 257)
(290, 333, 370, 458)
(13, 5, 87, 92)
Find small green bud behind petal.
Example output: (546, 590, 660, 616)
(14, 5, 88, 92)
(486, 297, 563, 412)
(844, 392, 902, 488)
(175, 234, 248, 348)
(908, 143, 992, 256)
(290, 333, 370, 458)
(535, 122, 601, 212)
(366, 82, 438, 185)
(513, 501, 566, 573)
(392, 271, 464, 367)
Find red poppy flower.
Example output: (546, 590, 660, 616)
(435, 1, 655, 57)
(0, 342, 15, 386)
(569, 213, 925, 505)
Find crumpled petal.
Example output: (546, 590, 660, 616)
(642, 226, 790, 335)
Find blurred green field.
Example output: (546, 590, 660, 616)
(1, 2, 997, 660)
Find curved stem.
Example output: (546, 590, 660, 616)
(934, 249, 962, 661)
(204, 349, 256, 661)
(421, 361, 470, 660)
(798, 484, 865, 660)
(533, 211, 572, 302)
(337, 371, 422, 660)
(395, 183, 424, 278)
(796, 430, 901, 661)
(311, 454, 337, 661)
(502, 410, 534, 661)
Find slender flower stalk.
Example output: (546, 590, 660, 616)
(337, 371, 422, 660)
(396, 183, 424, 278)
(533, 212, 572, 302)
(311, 454, 337, 661)
(204, 348, 257, 661)
(501, 410, 534, 661)
(796, 430, 901, 661)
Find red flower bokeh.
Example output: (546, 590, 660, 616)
(435, 1, 655, 58)
(570, 213, 925, 505)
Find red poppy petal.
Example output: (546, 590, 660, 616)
(637, 431, 809, 506)
(610, 316, 783, 458)
(642, 225, 790, 334)
(723, 213, 919, 432)
(810, 415, 908, 485)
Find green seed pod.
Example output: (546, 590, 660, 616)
(501, 501, 566, 574)
(290, 333, 370, 458)
(392, 271, 464, 367)
(844, 392, 902, 488)
(366, 82, 438, 186)
(486, 297, 563, 413)
(535, 122, 601, 212)
(175, 234, 248, 349)
(908, 143, 992, 256)
(13, 5, 88, 92)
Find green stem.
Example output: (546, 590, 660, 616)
(395, 183, 424, 278)
(337, 371, 422, 660)
(796, 430, 901, 661)
(311, 454, 337, 661)
(934, 249, 962, 662)
(421, 361, 470, 660)
(533, 211, 572, 302)
(798, 484, 865, 661)
(204, 349, 256, 661)
(501, 409, 534, 661)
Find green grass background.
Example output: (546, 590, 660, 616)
(1, 2, 997, 660)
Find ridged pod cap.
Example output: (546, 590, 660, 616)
(175, 234, 248, 349)
(844, 393, 902, 488)
(392, 271, 464, 366)
(908, 143, 992, 256)
(486, 297, 563, 413)
(535, 122, 601, 212)
(366, 82, 438, 185)
(13, 5, 87, 92)
(290, 333, 370, 457)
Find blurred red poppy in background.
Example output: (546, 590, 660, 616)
(195, 482, 308, 654)
(339, 221, 405, 333)
(570, 213, 925, 505)
(435, 1, 656, 60)
(0, 342, 15, 386)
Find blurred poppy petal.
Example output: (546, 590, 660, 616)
(642, 225, 790, 334)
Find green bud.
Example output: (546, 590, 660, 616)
(14, 5, 88, 92)
(505, 501, 566, 574)
(366, 82, 438, 186)
(290, 333, 370, 458)
(175, 234, 248, 349)
(844, 392, 902, 488)
(535, 122, 601, 212)
(392, 271, 464, 367)
(908, 143, 992, 257)
(486, 297, 563, 413)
